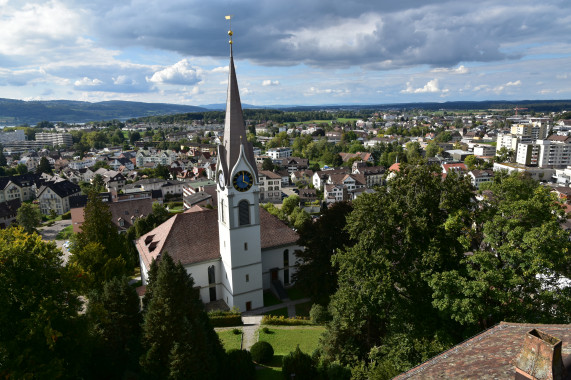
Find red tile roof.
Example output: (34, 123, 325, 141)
(396, 322, 571, 379)
(136, 208, 299, 271)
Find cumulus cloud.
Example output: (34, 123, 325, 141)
(148, 59, 203, 85)
(211, 66, 228, 73)
(401, 79, 441, 94)
(74, 77, 103, 87)
(262, 80, 280, 86)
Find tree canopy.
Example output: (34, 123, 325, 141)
(0, 228, 85, 378)
(69, 190, 129, 292)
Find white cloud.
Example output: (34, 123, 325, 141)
(148, 59, 202, 85)
(0, 1, 85, 56)
(506, 80, 521, 86)
(304, 87, 350, 96)
(401, 79, 440, 94)
(262, 80, 280, 86)
(431, 65, 469, 74)
(74, 77, 103, 87)
(211, 66, 228, 73)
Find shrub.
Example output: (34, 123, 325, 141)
(261, 315, 312, 326)
(250, 341, 274, 364)
(208, 309, 242, 327)
(309, 304, 331, 324)
(61, 211, 71, 220)
(262, 327, 271, 334)
(282, 346, 317, 380)
(232, 328, 242, 335)
(226, 349, 255, 380)
(325, 363, 352, 380)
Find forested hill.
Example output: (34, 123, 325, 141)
(1, 97, 570, 125)
(0, 98, 207, 125)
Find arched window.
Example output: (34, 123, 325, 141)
(238, 200, 250, 226)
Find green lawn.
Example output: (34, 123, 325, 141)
(263, 307, 289, 317)
(55, 225, 74, 240)
(263, 291, 282, 307)
(336, 117, 360, 123)
(256, 327, 325, 379)
(217, 329, 242, 352)
(258, 326, 324, 356)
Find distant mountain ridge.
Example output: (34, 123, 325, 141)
(0, 98, 207, 125)
(0, 97, 570, 125)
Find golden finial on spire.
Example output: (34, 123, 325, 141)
(225, 15, 234, 45)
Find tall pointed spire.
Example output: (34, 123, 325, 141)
(221, 18, 256, 178)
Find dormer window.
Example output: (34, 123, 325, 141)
(145, 235, 155, 245)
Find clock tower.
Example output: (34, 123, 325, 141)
(216, 25, 263, 312)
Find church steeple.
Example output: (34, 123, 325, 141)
(219, 22, 257, 184)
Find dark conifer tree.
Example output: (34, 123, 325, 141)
(140, 253, 226, 379)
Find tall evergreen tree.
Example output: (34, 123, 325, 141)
(293, 201, 354, 304)
(84, 277, 142, 379)
(36, 156, 53, 175)
(69, 190, 129, 292)
(140, 253, 226, 379)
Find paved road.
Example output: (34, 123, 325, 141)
(38, 220, 73, 263)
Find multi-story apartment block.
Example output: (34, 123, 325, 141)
(267, 147, 292, 160)
(35, 132, 73, 147)
(536, 136, 571, 168)
(136, 149, 179, 167)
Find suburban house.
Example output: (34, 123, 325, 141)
(37, 180, 81, 215)
(0, 199, 21, 228)
(0, 173, 39, 203)
(258, 170, 282, 203)
(468, 169, 494, 189)
(70, 194, 154, 233)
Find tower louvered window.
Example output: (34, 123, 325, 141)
(238, 200, 250, 226)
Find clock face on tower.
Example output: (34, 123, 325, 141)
(233, 170, 253, 192)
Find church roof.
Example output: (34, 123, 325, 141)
(219, 41, 257, 182)
(136, 208, 299, 271)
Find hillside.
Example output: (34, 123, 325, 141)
(0, 98, 207, 125)
(1, 98, 570, 125)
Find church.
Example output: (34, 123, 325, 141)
(136, 33, 302, 312)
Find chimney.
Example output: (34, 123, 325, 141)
(514, 329, 565, 380)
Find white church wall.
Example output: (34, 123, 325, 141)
(261, 245, 302, 289)
(184, 259, 221, 303)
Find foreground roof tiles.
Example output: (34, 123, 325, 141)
(396, 322, 571, 379)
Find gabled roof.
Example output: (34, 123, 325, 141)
(0, 199, 21, 218)
(396, 322, 571, 379)
(136, 208, 299, 271)
(38, 180, 80, 198)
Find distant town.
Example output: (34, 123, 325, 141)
(3, 105, 571, 379)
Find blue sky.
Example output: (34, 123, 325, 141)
(0, 0, 570, 106)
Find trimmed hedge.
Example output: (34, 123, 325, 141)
(261, 315, 312, 326)
(208, 310, 242, 327)
(250, 341, 274, 364)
